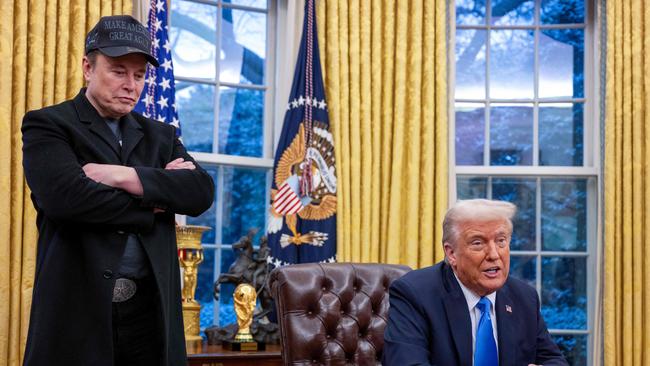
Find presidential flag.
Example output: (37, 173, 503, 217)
(134, 0, 180, 135)
(267, 0, 337, 266)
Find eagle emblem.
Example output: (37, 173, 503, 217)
(268, 122, 337, 247)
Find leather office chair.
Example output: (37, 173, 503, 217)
(269, 262, 411, 366)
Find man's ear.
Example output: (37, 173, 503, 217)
(444, 242, 456, 265)
(82, 56, 92, 82)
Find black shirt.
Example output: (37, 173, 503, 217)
(105, 118, 150, 279)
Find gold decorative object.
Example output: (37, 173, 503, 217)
(233, 283, 257, 342)
(176, 224, 210, 344)
(223, 283, 264, 351)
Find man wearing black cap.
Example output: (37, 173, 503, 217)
(21, 15, 214, 366)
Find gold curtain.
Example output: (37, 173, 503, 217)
(604, 0, 650, 365)
(316, 1, 448, 268)
(0, 1, 131, 365)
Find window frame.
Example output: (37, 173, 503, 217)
(449, 1, 600, 364)
(171, 0, 277, 327)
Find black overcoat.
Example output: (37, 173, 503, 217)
(21, 89, 214, 365)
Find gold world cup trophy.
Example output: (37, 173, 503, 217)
(224, 283, 265, 351)
(176, 225, 210, 345)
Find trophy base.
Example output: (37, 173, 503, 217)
(185, 334, 203, 343)
(185, 334, 203, 348)
(182, 302, 202, 346)
(185, 337, 203, 354)
(223, 340, 266, 352)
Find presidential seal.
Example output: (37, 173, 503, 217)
(268, 122, 337, 247)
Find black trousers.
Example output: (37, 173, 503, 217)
(111, 276, 163, 366)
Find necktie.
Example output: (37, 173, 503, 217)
(474, 297, 498, 366)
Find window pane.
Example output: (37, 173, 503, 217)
(228, 0, 267, 9)
(539, 29, 584, 98)
(197, 249, 216, 331)
(455, 103, 485, 165)
(490, 30, 534, 99)
(456, 0, 486, 25)
(176, 82, 215, 153)
(552, 335, 587, 366)
(541, 0, 585, 24)
(541, 257, 587, 330)
(221, 167, 268, 244)
(171, 1, 217, 80)
(539, 103, 584, 166)
(457, 176, 488, 199)
(218, 248, 237, 327)
(509, 255, 536, 288)
(541, 178, 587, 251)
(221, 9, 266, 84)
(455, 30, 486, 99)
(187, 167, 218, 244)
(218, 87, 265, 157)
(492, 178, 536, 250)
(491, 0, 534, 25)
(490, 104, 533, 166)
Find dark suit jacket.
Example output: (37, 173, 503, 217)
(383, 261, 568, 366)
(21, 90, 214, 366)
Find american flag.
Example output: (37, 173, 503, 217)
(134, 0, 180, 136)
(273, 175, 308, 215)
(266, 0, 337, 266)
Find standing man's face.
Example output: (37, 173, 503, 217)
(444, 218, 511, 297)
(83, 52, 147, 119)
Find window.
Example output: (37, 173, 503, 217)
(452, 1, 597, 364)
(170, 0, 276, 331)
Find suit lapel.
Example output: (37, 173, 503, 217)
(441, 264, 473, 366)
(120, 113, 143, 163)
(73, 90, 121, 159)
(496, 284, 517, 366)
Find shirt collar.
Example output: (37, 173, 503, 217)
(453, 272, 497, 312)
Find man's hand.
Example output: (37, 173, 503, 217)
(165, 158, 195, 170)
(82, 163, 143, 196)
(150, 158, 196, 214)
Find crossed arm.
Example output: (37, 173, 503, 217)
(82, 157, 196, 198)
(22, 110, 214, 229)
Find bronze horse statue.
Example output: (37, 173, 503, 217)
(214, 229, 258, 301)
(214, 232, 255, 294)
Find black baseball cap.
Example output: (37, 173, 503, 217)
(85, 15, 159, 67)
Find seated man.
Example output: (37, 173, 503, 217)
(383, 199, 568, 366)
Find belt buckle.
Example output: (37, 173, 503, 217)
(112, 278, 137, 303)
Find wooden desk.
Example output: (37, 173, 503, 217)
(186, 341, 282, 366)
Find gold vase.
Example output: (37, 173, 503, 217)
(176, 225, 210, 344)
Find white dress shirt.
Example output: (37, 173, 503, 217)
(454, 273, 498, 365)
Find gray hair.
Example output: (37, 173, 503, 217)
(86, 50, 99, 68)
(442, 199, 517, 246)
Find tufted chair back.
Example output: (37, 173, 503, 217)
(269, 262, 411, 366)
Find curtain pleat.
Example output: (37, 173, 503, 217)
(0, 0, 14, 363)
(368, 0, 382, 264)
(0, 2, 132, 364)
(604, 0, 650, 365)
(318, 0, 448, 268)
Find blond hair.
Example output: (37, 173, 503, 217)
(442, 199, 516, 246)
